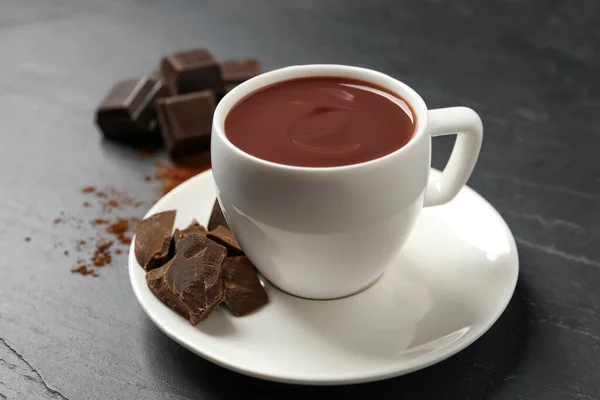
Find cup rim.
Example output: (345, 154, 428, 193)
(213, 64, 429, 172)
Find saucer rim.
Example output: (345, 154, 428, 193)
(128, 169, 519, 385)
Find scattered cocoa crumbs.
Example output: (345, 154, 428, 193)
(24, 237, 31, 242)
(153, 154, 211, 195)
(106, 187, 144, 208)
(117, 235, 132, 245)
(58, 174, 150, 276)
(107, 218, 129, 234)
(72, 265, 98, 277)
(92, 241, 113, 267)
(101, 199, 120, 212)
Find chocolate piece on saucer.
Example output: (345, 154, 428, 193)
(147, 233, 227, 325)
(222, 256, 268, 317)
(207, 199, 229, 231)
(207, 225, 243, 256)
(182, 219, 208, 236)
(134, 210, 176, 270)
(173, 220, 208, 245)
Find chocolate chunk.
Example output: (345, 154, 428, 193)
(222, 256, 268, 317)
(220, 59, 261, 86)
(146, 233, 227, 325)
(173, 220, 208, 245)
(95, 78, 168, 146)
(183, 219, 207, 235)
(207, 225, 243, 256)
(161, 49, 224, 94)
(208, 199, 229, 231)
(156, 91, 216, 159)
(134, 210, 176, 270)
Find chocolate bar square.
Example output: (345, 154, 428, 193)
(161, 49, 224, 94)
(95, 77, 168, 145)
(156, 91, 216, 159)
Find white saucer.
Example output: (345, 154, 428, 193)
(129, 169, 518, 385)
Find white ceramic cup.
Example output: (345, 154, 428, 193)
(211, 65, 482, 299)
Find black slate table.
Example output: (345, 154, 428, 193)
(1, 1, 599, 399)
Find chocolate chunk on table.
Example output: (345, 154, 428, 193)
(208, 199, 229, 231)
(156, 91, 216, 159)
(134, 210, 176, 271)
(161, 49, 224, 94)
(95, 77, 168, 146)
(220, 59, 261, 86)
(207, 225, 243, 256)
(222, 256, 268, 317)
(146, 234, 227, 325)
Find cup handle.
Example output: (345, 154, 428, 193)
(423, 107, 483, 207)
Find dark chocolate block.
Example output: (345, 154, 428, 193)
(223, 256, 268, 317)
(208, 199, 229, 231)
(150, 67, 171, 97)
(220, 59, 261, 86)
(207, 225, 243, 256)
(146, 233, 227, 325)
(156, 91, 216, 159)
(161, 49, 224, 94)
(134, 210, 176, 271)
(95, 77, 168, 145)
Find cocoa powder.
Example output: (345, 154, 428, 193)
(58, 154, 211, 278)
(72, 265, 98, 277)
(153, 153, 211, 195)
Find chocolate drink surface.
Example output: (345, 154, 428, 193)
(224, 77, 416, 167)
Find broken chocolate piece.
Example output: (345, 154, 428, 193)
(207, 225, 243, 256)
(183, 219, 207, 235)
(134, 210, 176, 270)
(222, 256, 268, 317)
(208, 199, 229, 231)
(220, 59, 261, 86)
(156, 91, 216, 159)
(95, 77, 168, 146)
(161, 49, 224, 94)
(146, 233, 227, 325)
(173, 220, 208, 245)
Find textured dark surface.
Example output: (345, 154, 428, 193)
(1, 0, 599, 399)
